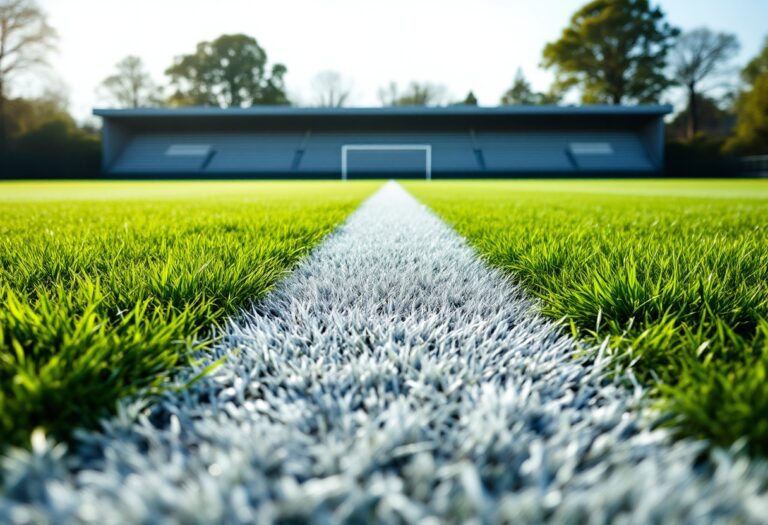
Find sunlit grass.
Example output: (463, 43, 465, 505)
(406, 179, 768, 454)
(0, 181, 380, 449)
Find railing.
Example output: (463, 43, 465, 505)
(742, 155, 768, 178)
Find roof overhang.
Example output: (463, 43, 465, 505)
(94, 105, 672, 119)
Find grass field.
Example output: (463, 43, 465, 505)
(0, 181, 380, 449)
(406, 179, 768, 454)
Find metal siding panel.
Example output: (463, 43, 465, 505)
(112, 135, 205, 173)
(299, 132, 477, 173)
(568, 132, 653, 171)
(478, 132, 573, 171)
(111, 133, 302, 174)
(205, 133, 300, 172)
(103, 118, 660, 175)
(477, 131, 653, 172)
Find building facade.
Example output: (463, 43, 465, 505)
(94, 106, 671, 178)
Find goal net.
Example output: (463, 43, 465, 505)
(341, 145, 432, 180)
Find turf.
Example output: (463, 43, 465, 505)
(405, 179, 768, 454)
(6, 182, 765, 523)
(0, 181, 380, 449)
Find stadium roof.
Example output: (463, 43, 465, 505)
(94, 105, 672, 118)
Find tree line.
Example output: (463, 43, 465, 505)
(1, 0, 767, 179)
(0, 0, 99, 177)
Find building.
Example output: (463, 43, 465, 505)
(94, 105, 671, 178)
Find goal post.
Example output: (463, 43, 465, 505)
(341, 144, 432, 181)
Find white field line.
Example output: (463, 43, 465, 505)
(2, 181, 766, 524)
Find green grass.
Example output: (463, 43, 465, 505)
(0, 181, 380, 449)
(405, 179, 768, 455)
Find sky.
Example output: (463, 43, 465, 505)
(19, 0, 768, 122)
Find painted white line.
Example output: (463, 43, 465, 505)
(1, 182, 765, 523)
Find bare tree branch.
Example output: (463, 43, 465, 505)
(0, 0, 56, 86)
(0, 0, 57, 147)
(671, 27, 739, 138)
(311, 70, 351, 107)
(378, 81, 447, 107)
(101, 56, 163, 108)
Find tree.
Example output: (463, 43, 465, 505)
(3, 89, 69, 139)
(0, 92, 101, 179)
(542, 0, 678, 104)
(0, 0, 56, 148)
(666, 94, 734, 140)
(724, 39, 768, 155)
(671, 28, 739, 138)
(724, 75, 768, 154)
(500, 69, 562, 105)
(101, 56, 163, 108)
(378, 81, 447, 106)
(166, 34, 289, 107)
(742, 36, 768, 85)
(501, 69, 537, 105)
(311, 70, 351, 107)
(536, 90, 563, 105)
(461, 91, 478, 106)
(450, 90, 479, 106)
(377, 81, 399, 106)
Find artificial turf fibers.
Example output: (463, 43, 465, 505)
(405, 179, 768, 455)
(0, 181, 381, 449)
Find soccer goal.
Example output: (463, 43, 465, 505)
(341, 145, 432, 181)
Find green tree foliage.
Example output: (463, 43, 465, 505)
(3, 90, 69, 138)
(166, 34, 289, 107)
(667, 95, 734, 141)
(501, 69, 537, 105)
(723, 38, 768, 154)
(671, 28, 739, 138)
(725, 76, 768, 155)
(101, 56, 163, 108)
(461, 91, 478, 106)
(742, 37, 768, 85)
(722, 36, 768, 155)
(11, 119, 100, 174)
(542, 0, 678, 104)
(500, 69, 562, 105)
(0, 93, 100, 179)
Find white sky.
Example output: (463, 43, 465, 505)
(21, 0, 768, 122)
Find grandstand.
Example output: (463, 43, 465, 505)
(94, 105, 671, 178)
